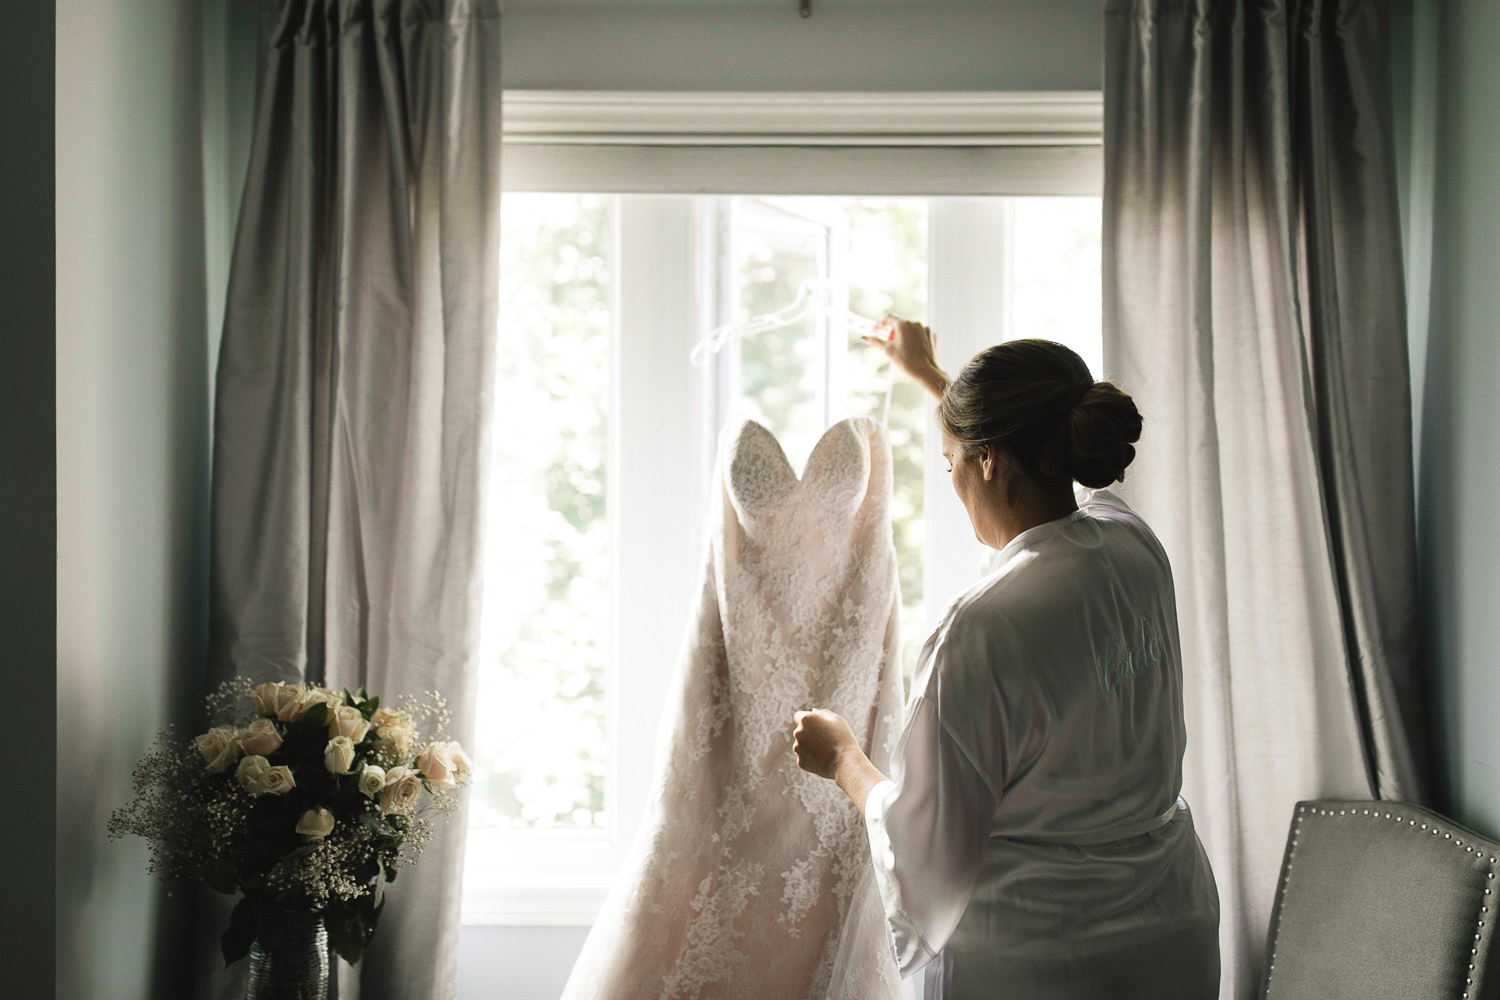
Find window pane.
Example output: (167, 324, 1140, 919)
(1009, 198, 1104, 377)
(474, 194, 614, 830)
(840, 198, 930, 681)
(729, 198, 829, 476)
(468, 193, 1100, 849)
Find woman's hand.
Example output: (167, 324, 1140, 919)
(793, 709, 859, 780)
(862, 314, 950, 401)
(793, 709, 890, 812)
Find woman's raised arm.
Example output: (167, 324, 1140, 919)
(863, 314, 950, 401)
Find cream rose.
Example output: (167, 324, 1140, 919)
(261, 764, 295, 795)
(446, 741, 473, 784)
(251, 681, 283, 718)
(237, 755, 296, 796)
(328, 704, 372, 743)
(379, 765, 424, 814)
(236, 754, 271, 793)
(416, 741, 471, 790)
(373, 723, 416, 765)
(195, 726, 242, 772)
(237, 718, 283, 757)
(307, 684, 343, 704)
(272, 683, 309, 722)
(295, 807, 335, 842)
(358, 764, 387, 799)
(301, 685, 343, 717)
(370, 707, 411, 730)
(324, 735, 356, 775)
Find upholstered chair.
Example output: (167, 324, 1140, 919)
(1263, 799, 1500, 999)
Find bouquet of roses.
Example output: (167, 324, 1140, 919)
(109, 677, 471, 966)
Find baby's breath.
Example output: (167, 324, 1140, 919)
(206, 676, 256, 727)
(397, 690, 453, 740)
(267, 827, 373, 907)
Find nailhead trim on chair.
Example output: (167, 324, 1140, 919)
(1263, 803, 1500, 999)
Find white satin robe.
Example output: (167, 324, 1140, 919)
(861, 489, 1220, 999)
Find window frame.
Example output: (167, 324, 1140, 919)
(500, 91, 1102, 196)
(462, 91, 1103, 927)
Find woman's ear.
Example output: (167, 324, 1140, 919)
(979, 445, 997, 481)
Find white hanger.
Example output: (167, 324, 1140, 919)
(688, 278, 895, 425)
(689, 279, 879, 367)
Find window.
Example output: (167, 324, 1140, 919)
(463, 193, 1102, 923)
(476, 194, 614, 835)
(463, 93, 1103, 925)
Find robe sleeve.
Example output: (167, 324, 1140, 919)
(862, 693, 999, 976)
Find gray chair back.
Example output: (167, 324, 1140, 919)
(1263, 799, 1500, 1000)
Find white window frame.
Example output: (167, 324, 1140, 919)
(500, 91, 1102, 195)
(463, 92, 1103, 927)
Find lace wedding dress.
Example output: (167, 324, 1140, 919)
(559, 416, 908, 1000)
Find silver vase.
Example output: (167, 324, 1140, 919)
(245, 914, 329, 1000)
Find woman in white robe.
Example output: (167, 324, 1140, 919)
(794, 322, 1220, 999)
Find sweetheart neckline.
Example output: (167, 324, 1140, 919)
(732, 416, 883, 485)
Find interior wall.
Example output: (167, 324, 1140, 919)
(0, 3, 56, 997)
(1412, 0, 1500, 837)
(54, 0, 218, 996)
(499, 0, 1103, 91)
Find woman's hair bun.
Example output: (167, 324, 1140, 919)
(1039, 381, 1142, 487)
(939, 338, 1144, 489)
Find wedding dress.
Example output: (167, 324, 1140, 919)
(559, 415, 908, 1000)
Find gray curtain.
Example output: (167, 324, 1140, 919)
(205, 1, 501, 997)
(1101, 1, 1427, 997)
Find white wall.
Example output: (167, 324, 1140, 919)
(1409, 0, 1500, 838)
(500, 0, 1103, 92)
(54, 1, 225, 996)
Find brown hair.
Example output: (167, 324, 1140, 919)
(938, 339, 1142, 490)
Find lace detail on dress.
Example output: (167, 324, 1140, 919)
(559, 417, 907, 1000)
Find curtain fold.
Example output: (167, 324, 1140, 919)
(205, 2, 502, 997)
(1101, 1, 1427, 997)
(1291, 1, 1427, 802)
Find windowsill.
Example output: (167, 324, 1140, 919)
(462, 825, 620, 926)
(461, 872, 613, 927)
